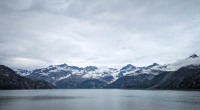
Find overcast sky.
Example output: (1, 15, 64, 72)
(0, 0, 200, 70)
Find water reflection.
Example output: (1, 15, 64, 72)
(0, 90, 199, 110)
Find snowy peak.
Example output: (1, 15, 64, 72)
(84, 66, 98, 72)
(165, 54, 200, 71)
(57, 63, 68, 67)
(118, 64, 137, 77)
(118, 63, 163, 76)
(188, 54, 198, 59)
(120, 64, 136, 71)
(146, 63, 160, 69)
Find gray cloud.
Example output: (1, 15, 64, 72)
(0, 0, 200, 69)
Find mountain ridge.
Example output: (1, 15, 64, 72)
(13, 54, 200, 89)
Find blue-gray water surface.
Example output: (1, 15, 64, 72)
(0, 89, 200, 110)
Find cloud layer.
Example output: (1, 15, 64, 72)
(0, 0, 200, 69)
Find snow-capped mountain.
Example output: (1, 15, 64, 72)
(118, 63, 164, 76)
(120, 54, 200, 76)
(163, 54, 200, 71)
(15, 64, 119, 85)
(82, 67, 119, 81)
(15, 63, 163, 85)
(118, 64, 137, 77)
(15, 54, 200, 88)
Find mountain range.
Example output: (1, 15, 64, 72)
(1, 54, 200, 89)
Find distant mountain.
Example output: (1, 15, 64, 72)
(15, 63, 165, 88)
(117, 64, 136, 77)
(15, 64, 119, 88)
(118, 63, 165, 76)
(14, 54, 200, 89)
(107, 65, 200, 90)
(107, 54, 200, 89)
(0, 65, 55, 89)
(164, 54, 200, 71)
(152, 65, 200, 89)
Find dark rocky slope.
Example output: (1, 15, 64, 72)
(152, 65, 200, 89)
(107, 65, 200, 90)
(0, 65, 55, 89)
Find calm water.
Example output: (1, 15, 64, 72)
(0, 89, 200, 110)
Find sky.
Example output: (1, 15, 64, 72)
(0, 0, 200, 70)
